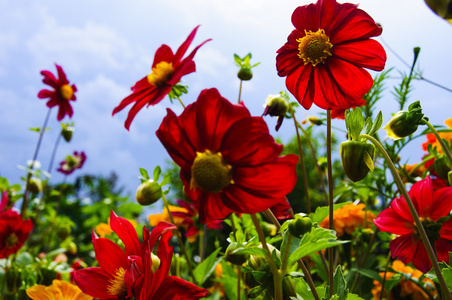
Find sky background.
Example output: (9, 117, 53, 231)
(1, 0, 452, 204)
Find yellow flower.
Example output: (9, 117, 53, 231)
(371, 260, 437, 300)
(422, 118, 452, 154)
(319, 203, 375, 237)
(148, 205, 188, 227)
(95, 217, 138, 238)
(26, 279, 92, 300)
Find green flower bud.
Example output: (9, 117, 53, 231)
(225, 242, 248, 265)
(282, 276, 297, 300)
(28, 177, 42, 194)
(340, 141, 375, 182)
(383, 101, 424, 140)
(262, 93, 289, 131)
(249, 243, 280, 271)
(288, 216, 313, 238)
(57, 224, 72, 241)
(433, 156, 452, 179)
(67, 241, 77, 255)
(424, 0, 452, 23)
(238, 68, 253, 81)
(448, 170, 452, 186)
(136, 181, 162, 206)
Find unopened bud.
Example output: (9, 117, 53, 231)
(288, 216, 313, 238)
(28, 177, 43, 194)
(225, 242, 248, 266)
(340, 141, 375, 182)
(238, 68, 253, 81)
(62, 126, 74, 142)
(262, 95, 289, 131)
(383, 101, 424, 140)
(57, 224, 72, 241)
(136, 181, 162, 206)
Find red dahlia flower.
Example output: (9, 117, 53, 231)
(276, 0, 386, 115)
(57, 151, 86, 175)
(112, 26, 211, 130)
(374, 176, 452, 273)
(38, 64, 77, 121)
(156, 88, 298, 223)
(0, 210, 33, 258)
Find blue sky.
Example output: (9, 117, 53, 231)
(1, 0, 451, 201)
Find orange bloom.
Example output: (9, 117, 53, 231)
(422, 118, 452, 153)
(94, 217, 137, 238)
(148, 205, 188, 228)
(320, 203, 374, 237)
(371, 260, 436, 300)
(26, 279, 92, 300)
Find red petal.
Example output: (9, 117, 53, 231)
(174, 26, 200, 63)
(197, 192, 233, 223)
(284, 63, 314, 110)
(154, 276, 208, 299)
(291, 2, 320, 33)
(430, 185, 452, 221)
(152, 44, 174, 68)
(92, 234, 128, 275)
(389, 234, 418, 268)
(55, 64, 69, 85)
(439, 220, 452, 240)
(110, 211, 141, 257)
(74, 267, 116, 299)
(40, 70, 59, 89)
(373, 207, 414, 236)
(409, 177, 433, 218)
(435, 238, 452, 264)
(37, 89, 54, 99)
(333, 39, 386, 71)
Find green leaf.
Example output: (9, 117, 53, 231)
(16, 252, 33, 266)
(153, 166, 161, 182)
(363, 150, 375, 172)
(346, 294, 365, 300)
(309, 202, 350, 224)
(294, 277, 316, 300)
(160, 172, 172, 186)
(351, 268, 382, 283)
(368, 111, 383, 136)
(235, 247, 267, 258)
(234, 53, 242, 66)
(193, 247, 222, 285)
(333, 266, 347, 300)
(139, 168, 149, 180)
(364, 117, 373, 136)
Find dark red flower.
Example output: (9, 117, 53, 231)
(0, 210, 33, 258)
(156, 88, 298, 223)
(374, 176, 452, 273)
(276, 0, 386, 113)
(112, 26, 211, 130)
(57, 151, 86, 175)
(38, 64, 77, 121)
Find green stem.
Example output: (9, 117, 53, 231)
(200, 223, 207, 262)
(360, 133, 451, 300)
(326, 110, 334, 298)
(161, 194, 195, 282)
(290, 106, 311, 213)
(21, 108, 52, 217)
(237, 265, 242, 300)
(280, 234, 292, 276)
(379, 252, 392, 300)
(421, 119, 452, 167)
(238, 80, 243, 104)
(250, 214, 282, 300)
(176, 95, 186, 109)
(297, 123, 328, 203)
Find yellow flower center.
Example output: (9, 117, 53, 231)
(59, 84, 74, 100)
(296, 29, 333, 67)
(107, 267, 127, 296)
(190, 150, 233, 193)
(147, 61, 174, 87)
(6, 233, 18, 248)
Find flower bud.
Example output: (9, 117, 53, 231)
(433, 156, 452, 179)
(225, 242, 248, 265)
(262, 94, 289, 131)
(424, 0, 452, 23)
(28, 177, 42, 194)
(308, 116, 323, 126)
(62, 125, 74, 142)
(340, 141, 375, 182)
(67, 241, 77, 255)
(383, 101, 424, 140)
(237, 68, 253, 81)
(136, 181, 162, 206)
(57, 224, 72, 241)
(282, 276, 297, 300)
(288, 216, 313, 238)
(249, 243, 280, 271)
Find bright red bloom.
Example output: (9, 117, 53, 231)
(374, 176, 452, 273)
(0, 210, 33, 258)
(57, 151, 86, 175)
(38, 64, 77, 121)
(276, 0, 386, 115)
(112, 26, 211, 130)
(156, 88, 298, 223)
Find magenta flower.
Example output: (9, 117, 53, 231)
(57, 151, 86, 175)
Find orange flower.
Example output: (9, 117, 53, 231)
(371, 260, 436, 300)
(148, 205, 188, 228)
(26, 279, 92, 300)
(422, 118, 452, 153)
(319, 203, 374, 237)
(94, 217, 137, 238)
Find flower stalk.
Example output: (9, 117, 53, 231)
(326, 110, 334, 298)
(421, 119, 452, 166)
(360, 133, 451, 300)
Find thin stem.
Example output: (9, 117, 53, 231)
(360, 133, 451, 300)
(350, 229, 379, 293)
(379, 252, 392, 300)
(421, 119, 452, 166)
(237, 265, 242, 300)
(280, 234, 292, 276)
(21, 108, 52, 217)
(161, 194, 195, 282)
(326, 110, 334, 298)
(200, 223, 207, 262)
(290, 106, 310, 213)
(250, 214, 282, 300)
(238, 80, 243, 104)
(176, 95, 186, 109)
(297, 124, 328, 203)
(318, 251, 329, 276)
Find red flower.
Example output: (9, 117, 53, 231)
(156, 88, 298, 223)
(112, 26, 211, 130)
(0, 210, 33, 258)
(276, 0, 386, 114)
(374, 177, 452, 273)
(57, 151, 86, 175)
(38, 64, 77, 121)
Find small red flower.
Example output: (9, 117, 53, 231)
(0, 210, 33, 258)
(57, 151, 86, 175)
(276, 0, 386, 115)
(38, 64, 77, 121)
(112, 26, 211, 130)
(156, 88, 298, 223)
(374, 176, 452, 273)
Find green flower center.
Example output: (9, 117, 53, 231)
(296, 29, 333, 67)
(190, 150, 233, 193)
(6, 233, 18, 248)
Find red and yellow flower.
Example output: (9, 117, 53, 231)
(276, 0, 386, 116)
(112, 26, 211, 130)
(57, 151, 86, 175)
(0, 210, 33, 258)
(38, 64, 77, 121)
(26, 279, 92, 300)
(374, 176, 452, 273)
(156, 88, 298, 223)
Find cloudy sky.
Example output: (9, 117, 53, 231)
(1, 0, 451, 200)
